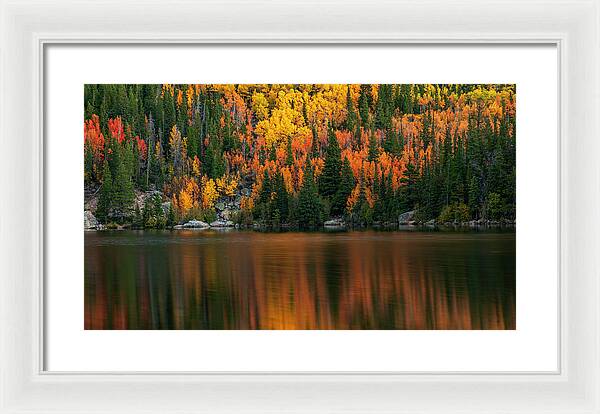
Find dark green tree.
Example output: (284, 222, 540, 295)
(298, 166, 322, 230)
(96, 160, 113, 222)
(332, 157, 355, 216)
(111, 149, 135, 222)
(345, 85, 357, 132)
(319, 127, 342, 199)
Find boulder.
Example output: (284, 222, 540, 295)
(398, 210, 416, 225)
(84, 210, 98, 230)
(210, 220, 235, 228)
(425, 219, 436, 226)
(215, 202, 226, 211)
(220, 208, 234, 221)
(324, 218, 345, 227)
(182, 220, 210, 229)
(240, 188, 251, 197)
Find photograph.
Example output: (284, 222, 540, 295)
(83, 83, 516, 330)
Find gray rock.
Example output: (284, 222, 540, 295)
(398, 210, 415, 225)
(84, 210, 98, 230)
(182, 220, 210, 229)
(425, 219, 436, 226)
(161, 201, 171, 215)
(324, 218, 345, 227)
(210, 220, 234, 228)
(215, 202, 226, 211)
(240, 188, 251, 197)
(220, 208, 235, 221)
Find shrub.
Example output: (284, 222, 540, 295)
(438, 202, 470, 223)
(486, 192, 504, 220)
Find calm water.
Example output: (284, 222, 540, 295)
(84, 229, 515, 330)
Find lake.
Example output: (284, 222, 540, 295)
(84, 229, 515, 330)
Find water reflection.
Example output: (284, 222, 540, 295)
(84, 230, 515, 329)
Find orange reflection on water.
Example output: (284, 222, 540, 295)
(85, 230, 515, 330)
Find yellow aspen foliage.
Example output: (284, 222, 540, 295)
(161, 83, 174, 97)
(176, 89, 183, 107)
(240, 195, 254, 211)
(191, 156, 201, 177)
(201, 176, 219, 209)
(346, 184, 361, 211)
(215, 175, 239, 197)
(251, 92, 270, 120)
(178, 188, 194, 214)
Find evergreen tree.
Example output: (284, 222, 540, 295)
(352, 178, 373, 227)
(345, 85, 357, 132)
(368, 132, 379, 162)
(319, 127, 342, 199)
(133, 204, 143, 228)
(96, 160, 113, 222)
(163, 91, 176, 152)
(111, 147, 135, 222)
(332, 157, 355, 216)
(273, 172, 289, 223)
(166, 203, 176, 227)
(298, 166, 322, 230)
(358, 84, 371, 129)
(152, 193, 165, 228)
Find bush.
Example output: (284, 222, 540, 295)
(486, 192, 503, 220)
(232, 209, 253, 227)
(438, 202, 470, 223)
(438, 205, 454, 223)
(455, 203, 470, 222)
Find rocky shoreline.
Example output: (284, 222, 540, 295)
(85, 204, 515, 232)
(85, 186, 515, 232)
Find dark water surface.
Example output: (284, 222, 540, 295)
(84, 229, 515, 330)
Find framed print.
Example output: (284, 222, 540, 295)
(1, 0, 599, 413)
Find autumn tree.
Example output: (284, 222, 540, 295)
(84, 83, 516, 227)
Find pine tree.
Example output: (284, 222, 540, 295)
(375, 84, 393, 131)
(318, 126, 342, 199)
(332, 157, 355, 216)
(286, 137, 294, 166)
(133, 204, 143, 228)
(259, 171, 272, 205)
(352, 178, 373, 227)
(358, 84, 371, 129)
(152, 193, 165, 228)
(374, 170, 386, 220)
(273, 172, 289, 222)
(368, 132, 379, 162)
(96, 160, 113, 222)
(345, 85, 357, 132)
(383, 128, 400, 155)
(166, 203, 176, 227)
(298, 166, 322, 230)
(111, 147, 135, 222)
(163, 91, 176, 152)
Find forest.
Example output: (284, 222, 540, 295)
(84, 83, 516, 230)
